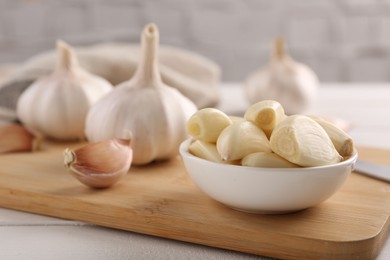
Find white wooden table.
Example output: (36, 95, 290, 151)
(1, 83, 389, 260)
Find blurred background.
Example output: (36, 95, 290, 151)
(1, 0, 390, 82)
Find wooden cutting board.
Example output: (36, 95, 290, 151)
(0, 142, 389, 260)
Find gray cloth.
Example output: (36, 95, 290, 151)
(0, 42, 221, 124)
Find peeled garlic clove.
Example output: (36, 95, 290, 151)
(64, 139, 132, 188)
(187, 108, 232, 143)
(217, 121, 271, 161)
(16, 40, 112, 141)
(85, 24, 197, 165)
(308, 115, 354, 158)
(270, 115, 342, 167)
(229, 116, 245, 123)
(189, 139, 224, 163)
(0, 124, 39, 153)
(242, 152, 299, 168)
(188, 140, 240, 165)
(244, 100, 286, 138)
(245, 38, 319, 115)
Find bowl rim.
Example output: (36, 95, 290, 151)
(179, 138, 358, 172)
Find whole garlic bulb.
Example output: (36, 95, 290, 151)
(85, 23, 197, 165)
(16, 41, 113, 140)
(244, 38, 319, 115)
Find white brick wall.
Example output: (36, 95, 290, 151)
(1, 0, 390, 82)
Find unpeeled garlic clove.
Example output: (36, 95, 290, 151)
(270, 115, 342, 167)
(216, 121, 271, 161)
(64, 138, 132, 188)
(0, 124, 39, 154)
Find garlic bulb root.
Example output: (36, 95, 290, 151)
(64, 138, 133, 188)
(186, 108, 232, 143)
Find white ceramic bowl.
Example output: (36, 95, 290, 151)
(179, 139, 358, 214)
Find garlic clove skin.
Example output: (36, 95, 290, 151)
(245, 38, 319, 115)
(16, 40, 112, 141)
(64, 138, 133, 188)
(85, 23, 197, 165)
(0, 123, 39, 153)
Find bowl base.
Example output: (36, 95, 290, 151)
(231, 206, 306, 215)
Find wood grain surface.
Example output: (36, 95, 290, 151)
(0, 141, 389, 260)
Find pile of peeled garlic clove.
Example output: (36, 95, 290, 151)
(186, 100, 354, 168)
